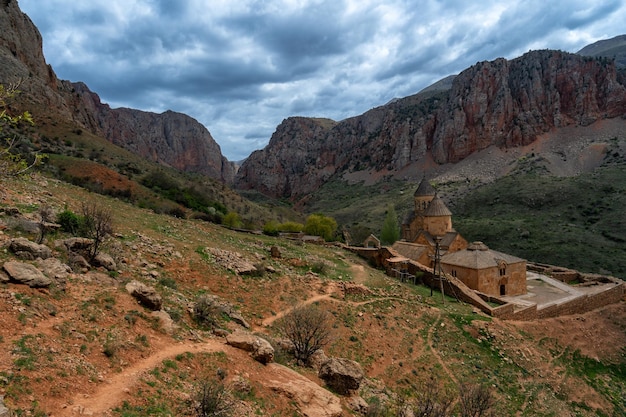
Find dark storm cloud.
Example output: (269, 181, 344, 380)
(17, 0, 626, 160)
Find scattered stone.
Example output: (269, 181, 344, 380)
(226, 331, 274, 364)
(125, 280, 163, 311)
(308, 349, 330, 371)
(213, 328, 230, 337)
(270, 246, 281, 258)
(345, 395, 369, 414)
(92, 252, 116, 271)
(35, 257, 71, 289)
(318, 358, 364, 395)
(3, 261, 52, 288)
(208, 248, 258, 275)
(9, 237, 52, 260)
(151, 310, 177, 335)
(55, 237, 93, 253)
(0, 395, 10, 417)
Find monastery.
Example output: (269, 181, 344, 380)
(393, 178, 527, 297)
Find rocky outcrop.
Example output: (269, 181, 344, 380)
(69, 83, 236, 182)
(226, 331, 274, 364)
(3, 261, 52, 288)
(9, 238, 52, 260)
(318, 358, 364, 395)
(125, 280, 163, 311)
(0, 2, 235, 184)
(236, 50, 626, 201)
(266, 363, 342, 417)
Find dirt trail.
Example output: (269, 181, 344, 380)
(426, 311, 458, 385)
(57, 260, 450, 415)
(62, 339, 229, 416)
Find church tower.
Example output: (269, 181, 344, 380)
(423, 193, 453, 237)
(402, 177, 436, 240)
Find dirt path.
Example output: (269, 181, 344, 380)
(426, 311, 458, 385)
(260, 293, 335, 327)
(62, 339, 230, 416)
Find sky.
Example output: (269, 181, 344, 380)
(18, 0, 626, 161)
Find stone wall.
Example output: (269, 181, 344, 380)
(348, 247, 625, 321)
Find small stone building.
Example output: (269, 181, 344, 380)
(440, 241, 527, 296)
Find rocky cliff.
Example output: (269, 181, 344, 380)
(236, 50, 626, 200)
(0, 0, 235, 183)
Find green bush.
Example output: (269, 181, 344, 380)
(57, 208, 81, 234)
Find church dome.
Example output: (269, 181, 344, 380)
(423, 194, 452, 217)
(414, 177, 436, 197)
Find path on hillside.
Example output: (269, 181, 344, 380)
(61, 339, 230, 416)
(58, 261, 454, 415)
(426, 311, 458, 386)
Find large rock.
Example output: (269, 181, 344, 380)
(266, 363, 342, 417)
(9, 238, 52, 260)
(318, 358, 364, 395)
(35, 257, 71, 289)
(226, 331, 274, 364)
(125, 280, 162, 311)
(54, 237, 93, 253)
(3, 261, 52, 288)
(193, 294, 250, 329)
(92, 252, 116, 271)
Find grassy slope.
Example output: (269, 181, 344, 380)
(450, 164, 626, 277)
(0, 175, 624, 416)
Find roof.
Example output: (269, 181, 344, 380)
(423, 194, 452, 217)
(441, 241, 525, 269)
(414, 177, 436, 197)
(416, 230, 460, 248)
(392, 241, 429, 261)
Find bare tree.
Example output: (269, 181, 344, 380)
(37, 204, 55, 244)
(413, 380, 454, 417)
(458, 383, 494, 417)
(277, 304, 332, 365)
(80, 202, 113, 261)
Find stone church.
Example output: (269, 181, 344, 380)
(394, 177, 526, 296)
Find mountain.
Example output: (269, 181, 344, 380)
(236, 49, 626, 201)
(0, 0, 235, 183)
(578, 34, 626, 68)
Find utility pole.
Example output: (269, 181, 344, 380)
(434, 236, 445, 304)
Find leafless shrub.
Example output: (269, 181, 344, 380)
(80, 202, 113, 261)
(458, 382, 494, 417)
(194, 379, 234, 417)
(276, 304, 332, 366)
(412, 379, 454, 417)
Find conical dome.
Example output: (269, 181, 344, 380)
(414, 177, 436, 197)
(424, 193, 452, 217)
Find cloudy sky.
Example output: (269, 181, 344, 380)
(19, 0, 626, 161)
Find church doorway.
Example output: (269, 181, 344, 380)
(500, 284, 506, 296)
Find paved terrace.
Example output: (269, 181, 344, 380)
(502, 271, 620, 310)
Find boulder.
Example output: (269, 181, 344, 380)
(266, 363, 342, 417)
(151, 310, 177, 335)
(35, 258, 71, 290)
(194, 295, 250, 329)
(318, 358, 364, 395)
(9, 238, 52, 260)
(3, 261, 52, 288)
(345, 395, 369, 414)
(226, 331, 274, 364)
(308, 349, 330, 371)
(93, 252, 116, 271)
(125, 280, 162, 311)
(54, 237, 93, 253)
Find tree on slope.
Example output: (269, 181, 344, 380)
(381, 204, 400, 245)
